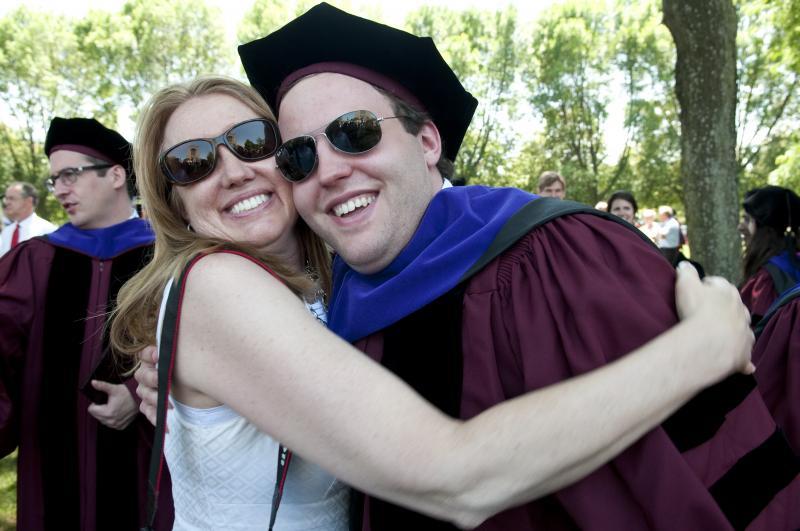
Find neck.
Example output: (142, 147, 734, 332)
(82, 197, 134, 230)
(262, 225, 304, 275)
(16, 211, 34, 223)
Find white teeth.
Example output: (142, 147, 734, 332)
(230, 194, 269, 214)
(333, 194, 376, 217)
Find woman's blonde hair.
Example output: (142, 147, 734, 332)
(111, 75, 331, 358)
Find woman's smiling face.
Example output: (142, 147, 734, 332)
(163, 93, 300, 263)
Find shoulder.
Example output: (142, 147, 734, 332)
(181, 251, 285, 300)
(0, 238, 56, 293)
(466, 212, 664, 293)
(32, 214, 57, 231)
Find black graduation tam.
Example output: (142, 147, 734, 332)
(45, 117, 133, 178)
(743, 185, 800, 233)
(238, 2, 478, 161)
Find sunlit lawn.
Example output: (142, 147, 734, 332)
(0, 451, 16, 531)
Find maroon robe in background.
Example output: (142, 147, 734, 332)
(0, 237, 173, 531)
(752, 295, 800, 454)
(740, 268, 778, 321)
(357, 214, 800, 530)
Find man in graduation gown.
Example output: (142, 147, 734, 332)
(237, 4, 800, 529)
(0, 118, 172, 530)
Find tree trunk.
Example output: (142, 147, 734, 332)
(663, 0, 741, 282)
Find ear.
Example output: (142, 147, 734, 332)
(109, 164, 128, 191)
(417, 120, 443, 173)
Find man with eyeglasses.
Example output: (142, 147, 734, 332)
(0, 182, 56, 257)
(0, 117, 172, 530)
(234, 4, 799, 529)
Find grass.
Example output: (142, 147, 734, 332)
(0, 451, 16, 531)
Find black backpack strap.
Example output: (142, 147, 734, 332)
(460, 198, 656, 282)
(141, 258, 192, 531)
(754, 283, 800, 337)
(141, 253, 293, 531)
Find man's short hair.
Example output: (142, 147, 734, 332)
(538, 171, 565, 192)
(375, 87, 456, 180)
(9, 182, 39, 207)
(658, 205, 674, 217)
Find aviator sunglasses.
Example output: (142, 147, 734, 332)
(160, 118, 281, 185)
(275, 110, 404, 183)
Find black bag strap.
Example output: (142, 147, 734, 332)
(460, 198, 656, 282)
(141, 253, 293, 530)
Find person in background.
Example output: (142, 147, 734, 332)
(739, 185, 800, 323)
(537, 170, 566, 199)
(607, 190, 638, 225)
(0, 182, 56, 257)
(656, 204, 681, 263)
(0, 117, 172, 530)
(639, 208, 660, 242)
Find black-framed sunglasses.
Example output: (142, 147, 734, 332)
(275, 110, 403, 183)
(46, 164, 113, 192)
(160, 118, 281, 186)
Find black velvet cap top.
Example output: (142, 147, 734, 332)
(45, 117, 132, 172)
(744, 185, 800, 233)
(238, 2, 478, 161)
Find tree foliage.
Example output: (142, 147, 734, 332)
(406, 6, 520, 185)
(0, 1, 230, 222)
(0, 0, 797, 239)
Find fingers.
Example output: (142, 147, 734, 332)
(674, 261, 701, 320)
(91, 379, 113, 393)
(138, 344, 160, 364)
(137, 382, 159, 426)
(134, 363, 158, 388)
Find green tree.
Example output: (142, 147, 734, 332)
(663, 0, 740, 281)
(517, 0, 682, 206)
(0, 8, 93, 220)
(735, 0, 799, 192)
(407, 6, 521, 185)
(77, 0, 234, 113)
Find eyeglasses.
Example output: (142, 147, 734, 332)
(160, 118, 281, 186)
(46, 164, 113, 192)
(275, 110, 403, 183)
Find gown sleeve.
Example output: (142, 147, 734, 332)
(0, 242, 48, 457)
(461, 214, 797, 530)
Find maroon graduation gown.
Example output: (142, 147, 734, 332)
(740, 268, 778, 321)
(752, 294, 800, 455)
(356, 214, 800, 530)
(0, 238, 173, 530)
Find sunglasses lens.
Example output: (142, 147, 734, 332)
(276, 137, 318, 182)
(326, 110, 382, 154)
(162, 140, 215, 184)
(228, 120, 280, 160)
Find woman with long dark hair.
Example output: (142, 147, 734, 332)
(739, 185, 800, 322)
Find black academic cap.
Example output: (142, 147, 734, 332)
(744, 185, 800, 232)
(238, 2, 478, 161)
(45, 117, 134, 180)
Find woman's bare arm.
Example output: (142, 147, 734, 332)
(144, 255, 752, 528)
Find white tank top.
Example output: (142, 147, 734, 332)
(157, 278, 350, 530)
